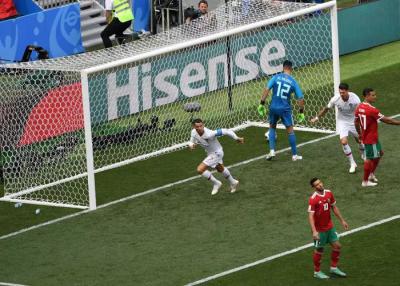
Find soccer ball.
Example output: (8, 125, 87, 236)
(265, 131, 277, 141)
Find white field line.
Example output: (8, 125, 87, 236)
(0, 113, 398, 241)
(185, 214, 400, 286)
(0, 132, 337, 241)
(0, 282, 29, 286)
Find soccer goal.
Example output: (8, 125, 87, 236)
(0, 0, 339, 210)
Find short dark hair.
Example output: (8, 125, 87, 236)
(363, 88, 374, 96)
(283, 60, 293, 69)
(198, 0, 208, 6)
(192, 118, 203, 125)
(310, 177, 319, 187)
(339, 83, 349, 90)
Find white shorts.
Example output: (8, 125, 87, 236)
(203, 150, 224, 168)
(337, 122, 358, 139)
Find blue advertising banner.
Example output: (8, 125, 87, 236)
(0, 3, 84, 63)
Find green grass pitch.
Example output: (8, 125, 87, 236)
(0, 41, 399, 286)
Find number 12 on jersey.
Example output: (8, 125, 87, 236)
(276, 81, 290, 99)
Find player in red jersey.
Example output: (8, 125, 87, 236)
(354, 88, 400, 187)
(308, 178, 349, 279)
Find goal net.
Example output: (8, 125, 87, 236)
(0, 0, 339, 209)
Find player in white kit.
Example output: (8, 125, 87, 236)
(189, 118, 244, 195)
(310, 83, 365, 173)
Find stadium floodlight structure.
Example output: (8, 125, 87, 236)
(0, 0, 339, 210)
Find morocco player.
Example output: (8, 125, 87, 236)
(354, 88, 400, 187)
(189, 118, 244, 195)
(311, 83, 364, 173)
(308, 177, 349, 279)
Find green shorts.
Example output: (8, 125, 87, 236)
(364, 141, 382, 160)
(314, 227, 339, 249)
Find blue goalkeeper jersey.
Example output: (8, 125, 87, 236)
(267, 73, 303, 111)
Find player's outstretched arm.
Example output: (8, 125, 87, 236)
(310, 106, 330, 123)
(332, 205, 349, 231)
(218, 129, 244, 144)
(380, 116, 400, 125)
(236, 137, 244, 144)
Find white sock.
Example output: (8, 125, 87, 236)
(202, 170, 219, 184)
(222, 168, 236, 184)
(342, 144, 355, 165)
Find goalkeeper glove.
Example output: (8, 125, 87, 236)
(297, 113, 305, 123)
(257, 102, 266, 117)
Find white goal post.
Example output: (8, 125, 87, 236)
(0, 0, 340, 210)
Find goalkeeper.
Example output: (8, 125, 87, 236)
(257, 60, 305, 161)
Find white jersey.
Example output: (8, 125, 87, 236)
(327, 92, 360, 124)
(190, 127, 223, 155)
(190, 127, 238, 155)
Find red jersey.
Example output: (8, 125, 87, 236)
(308, 189, 336, 232)
(0, 0, 18, 20)
(355, 102, 384, 144)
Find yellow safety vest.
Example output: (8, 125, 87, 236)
(113, 0, 134, 22)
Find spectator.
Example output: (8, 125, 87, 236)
(197, 0, 209, 16)
(0, 0, 18, 21)
(185, 0, 216, 26)
(101, 0, 134, 48)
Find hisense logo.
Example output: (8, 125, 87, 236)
(106, 40, 286, 120)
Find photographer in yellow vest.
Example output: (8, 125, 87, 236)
(101, 0, 134, 48)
